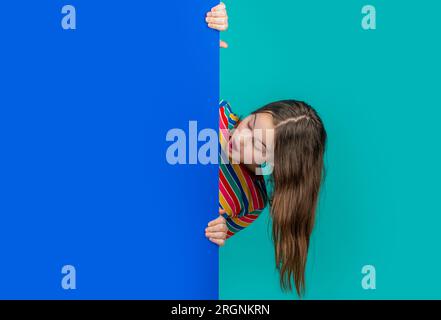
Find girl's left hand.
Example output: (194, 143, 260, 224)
(206, 2, 229, 48)
(205, 209, 228, 246)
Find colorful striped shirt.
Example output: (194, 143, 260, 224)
(218, 100, 268, 239)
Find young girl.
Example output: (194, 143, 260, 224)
(205, 3, 327, 296)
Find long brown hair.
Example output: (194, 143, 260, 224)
(251, 100, 327, 297)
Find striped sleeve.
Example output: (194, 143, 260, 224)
(222, 174, 268, 239)
(219, 99, 239, 130)
(223, 208, 265, 239)
(218, 99, 268, 240)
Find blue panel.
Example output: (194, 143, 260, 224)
(0, 0, 219, 299)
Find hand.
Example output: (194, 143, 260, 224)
(205, 208, 228, 246)
(205, 2, 229, 48)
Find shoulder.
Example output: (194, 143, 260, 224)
(219, 99, 239, 128)
(219, 99, 233, 115)
(219, 99, 230, 110)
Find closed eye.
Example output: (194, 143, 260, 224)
(249, 115, 256, 146)
(251, 115, 267, 152)
(247, 116, 254, 130)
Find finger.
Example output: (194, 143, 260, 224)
(206, 223, 227, 233)
(207, 10, 227, 18)
(209, 237, 225, 246)
(207, 210, 226, 227)
(205, 17, 228, 24)
(208, 23, 228, 31)
(212, 2, 226, 12)
(208, 216, 223, 227)
(206, 231, 227, 240)
(207, 211, 225, 227)
(220, 40, 228, 48)
(207, 220, 215, 227)
(206, 223, 228, 233)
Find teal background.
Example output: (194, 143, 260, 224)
(219, 0, 441, 299)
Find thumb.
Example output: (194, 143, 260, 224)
(220, 40, 228, 48)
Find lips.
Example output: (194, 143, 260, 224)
(228, 138, 234, 153)
(229, 136, 239, 153)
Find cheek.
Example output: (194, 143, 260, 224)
(242, 138, 254, 151)
(232, 131, 250, 149)
(253, 149, 266, 164)
(230, 135, 253, 163)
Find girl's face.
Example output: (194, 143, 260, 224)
(228, 112, 275, 165)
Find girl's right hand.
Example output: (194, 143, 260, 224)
(205, 208, 228, 246)
(205, 2, 229, 48)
